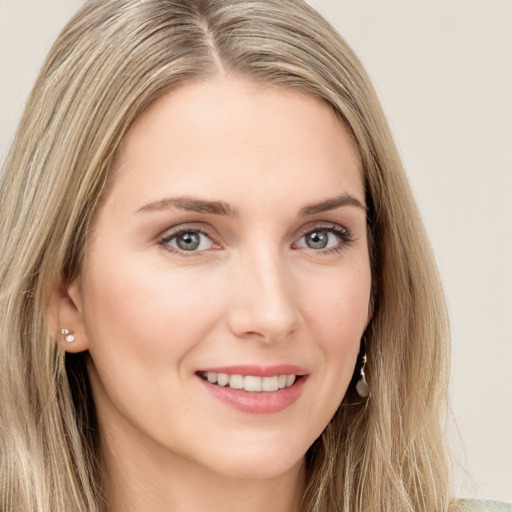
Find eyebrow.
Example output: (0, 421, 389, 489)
(136, 192, 366, 218)
(136, 196, 238, 217)
(299, 193, 366, 216)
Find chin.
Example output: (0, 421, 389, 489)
(191, 429, 311, 481)
(210, 452, 305, 481)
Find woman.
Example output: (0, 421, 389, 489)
(0, 1, 508, 511)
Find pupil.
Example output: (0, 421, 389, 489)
(177, 232, 200, 250)
(306, 230, 328, 249)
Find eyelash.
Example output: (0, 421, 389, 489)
(294, 224, 354, 255)
(158, 223, 354, 256)
(158, 227, 218, 257)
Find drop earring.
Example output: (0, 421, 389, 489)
(60, 328, 75, 343)
(355, 352, 370, 398)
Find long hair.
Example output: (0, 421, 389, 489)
(0, 1, 454, 510)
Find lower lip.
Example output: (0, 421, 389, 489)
(198, 376, 307, 414)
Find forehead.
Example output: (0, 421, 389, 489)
(105, 76, 364, 214)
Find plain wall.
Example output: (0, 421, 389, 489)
(1, 0, 511, 503)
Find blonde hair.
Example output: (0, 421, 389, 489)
(0, 0, 454, 510)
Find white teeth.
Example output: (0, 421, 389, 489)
(286, 374, 296, 387)
(229, 374, 244, 389)
(201, 372, 299, 392)
(217, 373, 229, 386)
(262, 376, 279, 392)
(244, 376, 262, 392)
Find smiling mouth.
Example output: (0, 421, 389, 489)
(197, 371, 299, 392)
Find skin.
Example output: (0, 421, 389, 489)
(54, 77, 372, 512)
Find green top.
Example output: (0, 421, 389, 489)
(459, 500, 512, 512)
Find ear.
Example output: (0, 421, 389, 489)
(47, 276, 90, 353)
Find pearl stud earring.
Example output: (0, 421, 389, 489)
(60, 328, 75, 343)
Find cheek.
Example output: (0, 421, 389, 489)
(78, 253, 228, 439)
(300, 264, 370, 399)
(301, 264, 371, 339)
(80, 253, 224, 369)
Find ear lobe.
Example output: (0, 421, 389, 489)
(47, 277, 90, 353)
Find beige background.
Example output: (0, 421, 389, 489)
(1, 0, 511, 502)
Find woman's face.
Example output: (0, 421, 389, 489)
(68, 77, 372, 480)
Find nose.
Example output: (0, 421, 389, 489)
(226, 250, 301, 343)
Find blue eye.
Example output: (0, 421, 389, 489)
(304, 230, 331, 249)
(162, 230, 214, 252)
(295, 226, 351, 252)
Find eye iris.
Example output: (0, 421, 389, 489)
(305, 230, 329, 249)
(176, 232, 200, 251)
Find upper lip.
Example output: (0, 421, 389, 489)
(196, 364, 309, 377)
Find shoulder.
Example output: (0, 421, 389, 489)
(458, 499, 512, 512)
